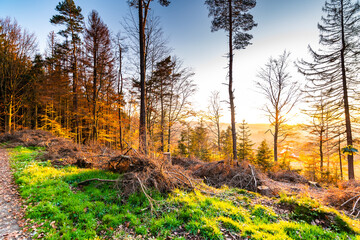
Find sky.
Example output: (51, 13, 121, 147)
(0, 0, 326, 124)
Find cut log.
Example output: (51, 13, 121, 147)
(257, 185, 270, 196)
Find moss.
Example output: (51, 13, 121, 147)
(217, 216, 242, 232)
(279, 195, 360, 234)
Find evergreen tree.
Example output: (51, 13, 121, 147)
(50, 0, 84, 143)
(205, 0, 257, 161)
(149, 56, 174, 152)
(298, 0, 360, 179)
(220, 126, 233, 159)
(237, 120, 254, 161)
(189, 119, 211, 161)
(255, 140, 273, 171)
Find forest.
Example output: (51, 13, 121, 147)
(0, 0, 360, 239)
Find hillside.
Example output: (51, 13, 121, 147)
(0, 130, 360, 240)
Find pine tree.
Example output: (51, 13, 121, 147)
(255, 140, 273, 171)
(220, 126, 233, 159)
(205, 0, 257, 161)
(298, 0, 360, 179)
(50, 0, 84, 143)
(237, 120, 254, 161)
(150, 56, 174, 152)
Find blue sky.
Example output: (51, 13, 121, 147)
(0, 0, 326, 124)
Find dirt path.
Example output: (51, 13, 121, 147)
(0, 148, 30, 240)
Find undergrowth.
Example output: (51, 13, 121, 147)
(9, 146, 360, 240)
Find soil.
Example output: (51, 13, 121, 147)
(0, 148, 31, 240)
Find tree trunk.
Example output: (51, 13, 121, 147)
(5, 97, 12, 134)
(160, 81, 164, 152)
(73, 45, 80, 143)
(320, 131, 324, 179)
(139, 0, 147, 155)
(340, 0, 354, 180)
(228, 0, 237, 162)
(274, 121, 278, 162)
(338, 137, 343, 180)
(93, 42, 98, 141)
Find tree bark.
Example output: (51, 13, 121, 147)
(139, 0, 147, 155)
(228, 0, 237, 161)
(340, 0, 354, 180)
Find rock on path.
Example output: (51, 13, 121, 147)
(0, 148, 30, 240)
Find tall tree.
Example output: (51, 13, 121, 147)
(298, 0, 360, 180)
(256, 51, 300, 162)
(205, 0, 257, 161)
(128, 0, 170, 155)
(113, 32, 127, 151)
(84, 10, 113, 141)
(50, 0, 84, 143)
(151, 56, 173, 151)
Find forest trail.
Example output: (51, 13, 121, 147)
(0, 149, 30, 240)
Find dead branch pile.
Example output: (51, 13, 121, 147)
(173, 158, 264, 192)
(268, 170, 308, 184)
(0, 130, 56, 148)
(0, 130, 116, 168)
(323, 181, 360, 217)
(108, 155, 197, 196)
(0, 130, 272, 196)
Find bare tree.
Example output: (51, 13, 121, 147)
(113, 32, 127, 151)
(0, 17, 37, 133)
(128, 0, 170, 155)
(256, 51, 300, 162)
(206, 91, 223, 153)
(166, 56, 196, 152)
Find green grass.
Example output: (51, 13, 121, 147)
(8, 146, 360, 240)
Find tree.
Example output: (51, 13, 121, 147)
(150, 56, 173, 151)
(220, 126, 233, 159)
(206, 91, 223, 153)
(205, 0, 257, 161)
(256, 51, 300, 162)
(297, 0, 360, 180)
(113, 32, 127, 151)
(302, 90, 342, 179)
(50, 0, 84, 143)
(237, 120, 254, 161)
(84, 10, 114, 141)
(0, 17, 37, 133)
(255, 140, 273, 171)
(128, 0, 170, 155)
(189, 119, 211, 161)
(165, 57, 196, 152)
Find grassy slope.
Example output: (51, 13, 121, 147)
(8, 146, 360, 240)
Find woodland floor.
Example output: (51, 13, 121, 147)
(0, 149, 30, 240)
